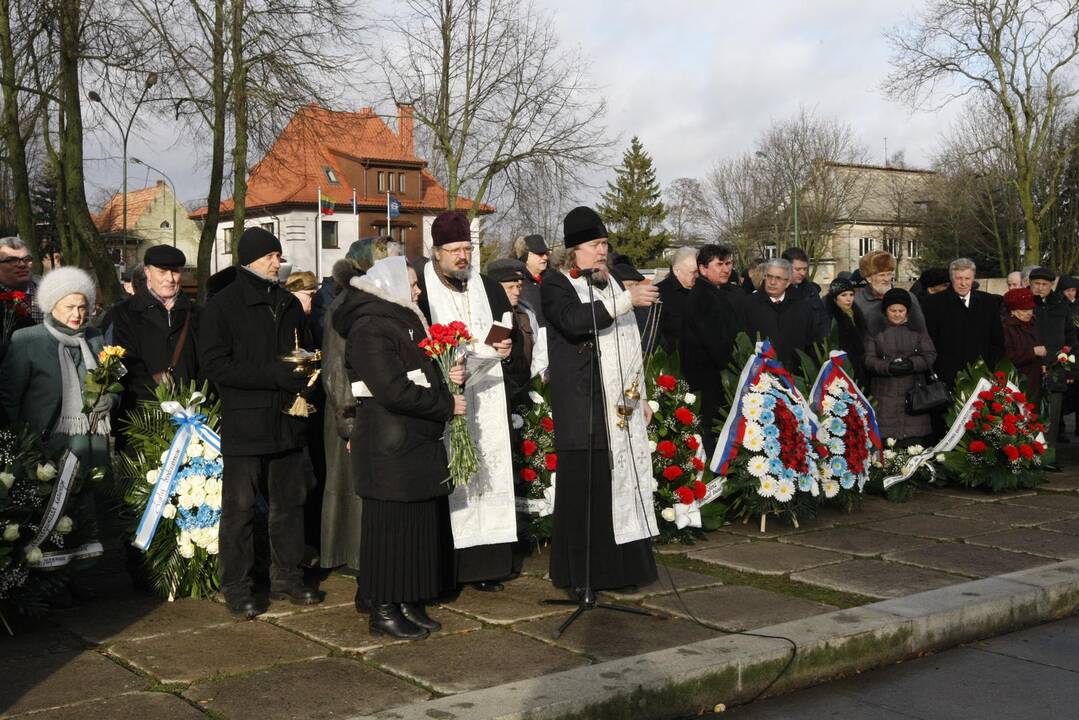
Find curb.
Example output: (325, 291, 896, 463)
(353, 559, 1079, 720)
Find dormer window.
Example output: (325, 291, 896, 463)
(323, 166, 340, 185)
(160, 220, 171, 229)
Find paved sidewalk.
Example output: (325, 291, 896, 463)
(3, 454, 1079, 719)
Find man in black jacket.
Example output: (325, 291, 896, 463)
(199, 227, 322, 618)
(743, 258, 813, 372)
(923, 258, 1004, 388)
(680, 244, 745, 455)
(112, 246, 200, 411)
(1030, 267, 1077, 447)
(654, 246, 698, 354)
(781, 247, 829, 341)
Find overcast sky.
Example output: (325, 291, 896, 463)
(82, 0, 957, 211)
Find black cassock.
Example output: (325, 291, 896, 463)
(540, 271, 657, 591)
(415, 260, 515, 584)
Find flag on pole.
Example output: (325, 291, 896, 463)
(320, 191, 335, 215)
(352, 189, 358, 215)
(388, 195, 401, 218)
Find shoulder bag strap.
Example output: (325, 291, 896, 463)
(167, 310, 192, 373)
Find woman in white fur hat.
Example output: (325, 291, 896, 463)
(0, 266, 116, 470)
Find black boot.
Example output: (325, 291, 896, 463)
(270, 581, 324, 605)
(369, 602, 428, 640)
(400, 603, 441, 632)
(354, 584, 371, 613)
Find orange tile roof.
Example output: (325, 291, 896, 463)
(95, 182, 167, 233)
(191, 105, 494, 218)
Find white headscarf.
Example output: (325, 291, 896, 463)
(354, 256, 412, 305)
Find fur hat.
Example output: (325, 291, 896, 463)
(1003, 287, 1036, 311)
(284, 271, 317, 293)
(880, 287, 912, 312)
(38, 266, 96, 313)
(432, 211, 472, 247)
(859, 250, 897, 278)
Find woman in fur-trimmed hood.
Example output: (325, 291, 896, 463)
(334, 256, 464, 641)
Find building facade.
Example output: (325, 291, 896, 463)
(94, 180, 201, 268)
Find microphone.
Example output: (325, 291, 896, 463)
(570, 267, 600, 279)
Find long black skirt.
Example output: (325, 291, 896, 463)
(549, 449, 657, 590)
(358, 497, 447, 604)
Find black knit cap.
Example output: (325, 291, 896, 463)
(144, 244, 186, 269)
(881, 287, 912, 312)
(917, 267, 950, 288)
(237, 226, 282, 266)
(1029, 266, 1056, 282)
(486, 258, 529, 283)
(828, 277, 855, 297)
(563, 206, 607, 248)
(432, 211, 472, 247)
(1058, 275, 1079, 291)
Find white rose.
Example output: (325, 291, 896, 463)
(25, 547, 43, 563)
(649, 440, 657, 452)
(178, 542, 195, 559)
(684, 393, 697, 405)
(206, 539, 219, 555)
(3, 524, 19, 542)
(886, 438, 897, 448)
(884, 449, 896, 460)
(146, 468, 160, 485)
(161, 504, 177, 519)
(185, 442, 204, 459)
(648, 400, 660, 413)
(55, 516, 74, 534)
(36, 463, 57, 481)
(189, 489, 206, 507)
(529, 391, 544, 405)
(908, 444, 924, 455)
(511, 413, 524, 429)
(660, 507, 677, 522)
(160, 450, 169, 463)
(936, 453, 946, 462)
(0, 471, 14, 489)
(203, 446, 221, 461)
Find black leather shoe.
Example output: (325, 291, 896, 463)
(369, 602, 428, 640)
(471, 580, 504, 592)
(228, 596, 264, 620)
(270, 583, 324, 605)
(400, 603, 441, 632)
(355, 585, 371, 613)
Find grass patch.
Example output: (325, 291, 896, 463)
(656, 553, 875, 609)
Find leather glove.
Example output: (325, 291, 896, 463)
(275, 363, 312, 393)
(889, 357, 914, 375)
(92, 393, 117, 413)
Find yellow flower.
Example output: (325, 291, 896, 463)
(98, 345, 127, 363)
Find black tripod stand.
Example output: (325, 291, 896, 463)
(544, 272, 653, 639)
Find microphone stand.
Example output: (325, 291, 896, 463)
(544, 270, 653, 639)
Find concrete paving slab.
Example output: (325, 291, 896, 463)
(109, 619, 327, 684)
(0, 651, 143, 715)
(717, 518, 823, 538)
(969, 614, 1079, 673)
(884, 543, 1051, 578)
(183, 656, 429, 718)
(791, 558, 967, 599)
(690, 541, 849, 575)
(1003, 493, 1079, 512)
(1040, 517, 1079, 535)
(56, 596, 234, 645)
(257, 573, 358, 618)
(823, 497, 914, 525)
(274, 604, 481, 652)
(865, 513, 1006, 540)
(520, 544, 551, 576)
(889, 491, 978, 510)
(967, 527, 1079, 559)
(1038, 476, 1079, 492)
(604, 566, 723, 599)
(656, 530, 750, 554)
(778, 526, 934, 557)
(366, 627, 589, 694)
(934, 501, 1072, 526)
(514, 608, 720, 661)
(929, 488, 1033, 503)
(0, 628, 85, 659)
(642, 585, 835, 631)
(442, 575, 572, 625)
(9, 691, 206, 719)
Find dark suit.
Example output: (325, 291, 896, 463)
(923, 288, 1004, 387)
(743, 291, 814, 372)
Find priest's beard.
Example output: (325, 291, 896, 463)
(582, 265, 610, 289)
(444, 266, 471, 282)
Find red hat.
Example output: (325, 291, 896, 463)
(1003, 287, 1036, 311)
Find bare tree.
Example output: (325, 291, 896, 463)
(372, 0, 612, 222)
(665, 177, 708, 246)
(884, 0, 1079, 265)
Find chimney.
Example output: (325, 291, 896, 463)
(397, 102, 414, 156)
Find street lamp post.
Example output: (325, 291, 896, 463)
(755, 151, 800, 249)
(88, 73, 158, 265)
(131, 157, 177, 248)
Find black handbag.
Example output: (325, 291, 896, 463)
(905, 371, 951, 415)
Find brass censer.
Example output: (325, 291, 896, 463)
(615, 380, 642, 429)
(278, 330, 322, 417)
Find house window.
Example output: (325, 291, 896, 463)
(323, 167, 340, 185)
(857, 237, 874, 256)
(398, 172, 406, 193)
(377, 171, 385, 192)
(160, 220, 170, 229)
(222, 227, 233, 254)
(261, 222, 275, 235)
(907, 239, 920, 258)
(375, 225, 406, 243)
(321, 220, 338, 249)
(883, 238, 899, 257)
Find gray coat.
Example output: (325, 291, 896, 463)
(855, 286, 926, 336)
(864, 322, 938, 441)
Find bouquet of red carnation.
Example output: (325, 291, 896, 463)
(1046, 345, 1075, 392)
(0, 289, 30, 348)
(418, 321, 479, 487)
(938, 369, 1049, 492)
(510, 378, 557, 543)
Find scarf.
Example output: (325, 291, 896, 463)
(42, 316, 109, 435)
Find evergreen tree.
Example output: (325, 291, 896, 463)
(598, 137, 669, 265)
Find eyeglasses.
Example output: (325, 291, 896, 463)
(442, 246, 474, 256)
(0, 256, 32, 266)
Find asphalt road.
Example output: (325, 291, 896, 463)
(721, 614, 1079, 720)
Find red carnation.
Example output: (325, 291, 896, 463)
(991, 402, 1003, 413)
(1033, 441, 1045, 454)
(545, 453, 558, 471)
(686, 435, 700, 451)
(663, 465, 684, 481)
(965, 421, 975, 431)
(675, 486, 695, 504)
(969, 440, 988, 453)
(1019, 444, 1034, 460)
(995, 371, 1006, 381)
(656, 374, 677, 391)
(692, 456, 704, 471)
(692, 480, 707, 500)
(674, 407, 695, 425)
(977, 391, 993, 401)
(1003, 444, 1020, 462)
(519, 467, 537, 482)
(982, 424, 991, 431)
(522, 439, 538, 457)
(1014, 392, 1027, 403)
(656, 440, 677, 458)
(973, 401, 985, 410)
(540, 416, 554, 433)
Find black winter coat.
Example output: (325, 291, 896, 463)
(923, 288, 1004, 387)
(743, 292, 814, 372)
(655, 273, 691, 354)
(542, 271, 626, 451)
(825, 297, 868, 387)
(198, 268, 310, 456)
(789, 280, 830, 341)
(335, 286, 454, 502)
(111, 288, 201, 409)
(680, 280, 745, 427)
(1035, 291, 1075, 357)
